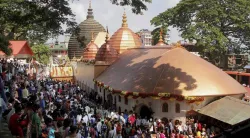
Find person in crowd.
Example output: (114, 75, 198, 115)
(108, 126, 115, 138)
(31, 104, 42, 138)
(0, 59, 224, 138)
(9, 103, 23, 138)
(22, 84, 29, 99)
(66, 126, 81, 138)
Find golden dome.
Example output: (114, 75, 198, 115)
(95, 28, 119, 63)
(83, 32, 99, 60)
(97, 47, 246, 97)
(109, 11, 142, 54)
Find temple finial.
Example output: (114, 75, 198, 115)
(89, 0, 91, 9)
(171, 40, 186, 49)
(87, 0, 94, 19)
(177, 41, 182, 46)
(122, 10, 128, 27)
(105, 26, 109, 43)
(158, 28, 164, 43)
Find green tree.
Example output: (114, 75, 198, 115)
(0, 0, 151, 55)
(31, 44, 51, 65)
(0, 0, 78, 55)
(151, 0, 250, 67)
(111, 0, 152, 14)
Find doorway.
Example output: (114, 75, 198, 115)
(140, 105, 153, 120)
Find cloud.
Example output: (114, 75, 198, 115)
(51, 0, 181, 43)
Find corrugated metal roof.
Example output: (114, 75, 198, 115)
(0, 41, 34, 57)
(198, 96, 250, 125)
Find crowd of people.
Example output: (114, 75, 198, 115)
(0, 59, 222, 138)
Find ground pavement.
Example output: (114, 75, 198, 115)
(0, 119, 12, 138)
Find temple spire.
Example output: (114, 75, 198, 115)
(122, 9, 128, 28)
(105, 26, 109, 43)
(156, 28, 165, 46)
(158, 28, 164, 43)
(87, 0, 94, 19)
(89, 0, 91, 9)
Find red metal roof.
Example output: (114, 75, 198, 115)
(0, 41, 34, 57)
(225, 71, 250, 77)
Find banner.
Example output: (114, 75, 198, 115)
(50, 67, 73, 77)
(37, 67, 50, 80)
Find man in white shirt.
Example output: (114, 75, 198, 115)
(96, 119, 102, 134)
(136, 117, 141, 127)
(82, 114, 89, 125)
(108, 126, 115, 138)
(85, 105, 90, 114)
(141, 117, 147, 126)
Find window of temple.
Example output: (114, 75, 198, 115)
(175, 103, 180, 113)
(125, 97, 128, 105)
(162, 103, 168, 112)
(118, 106, 121, 113)
(118, 96, 121, 102)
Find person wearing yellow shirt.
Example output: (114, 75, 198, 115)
(22, 86, 29, 99)
(196, 131, 201, 138)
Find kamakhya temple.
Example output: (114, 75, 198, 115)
(71, 2, 247, 122)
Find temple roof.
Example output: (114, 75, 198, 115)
(95, 28, 118, 63)
(198, 96, 250, 125)
(96, 47, 246, 97)
(68, 1, 105, 59)
(109, 11, 142, 54)
(82, 32, 99, 60)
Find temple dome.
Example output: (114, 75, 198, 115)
(68, 2, 105, 59)
(95, 30, 118, 63)
(109, 12, 142, 54)
(82, 32, 99, 60)
(97, 45, 246, 97)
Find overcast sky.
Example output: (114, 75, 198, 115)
(52, 0, 181, 43)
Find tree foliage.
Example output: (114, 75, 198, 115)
(31, 44, 51, 65)
(0, 0, 78, 55)
(0, 0, 150, 55)
(110, 0, 152, 14)
(151, 0, 250, 66)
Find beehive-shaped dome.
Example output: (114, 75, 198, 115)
(82, 32, 99, 60)
(68, 2, 105, 59)
(95, 29, 118, 63)
(109, 11, 142, 54)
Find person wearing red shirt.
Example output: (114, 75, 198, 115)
(129, 114, 136, 126)
(9, 105, 24, 138)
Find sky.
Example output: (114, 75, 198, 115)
(52, 0, 181, 43)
